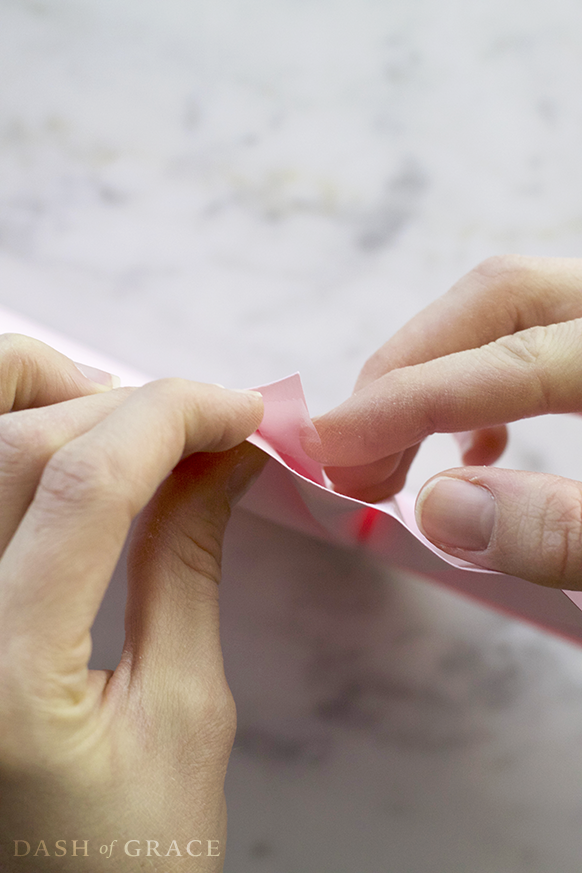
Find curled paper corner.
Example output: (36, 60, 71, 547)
(249, 373, 326, 485)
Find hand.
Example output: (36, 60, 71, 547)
(0, 335, 266, 871)
(304, 255, 582, 589)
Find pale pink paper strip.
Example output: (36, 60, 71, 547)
(2, 306, 582, 644)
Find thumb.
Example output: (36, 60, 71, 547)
(415, 467, 582, 589)
(125, 441, 268, 690)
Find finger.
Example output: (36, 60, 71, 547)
(415, 466, 582, 589)
(355, 255, 582, 390)
(325, 444, 420, 502)
(0, 389, 133, 553)
(326, 426, 507, 503)
(325, 451, 404, 495)
(125, 443, 268, 700)
(453, 426, 508, 467)
(304, 318, 582, 468)
(323, 426, 507, 502)
(0, 333, 118, 411)
(0, 380, 263, 699)
(315, 255, 581, 497)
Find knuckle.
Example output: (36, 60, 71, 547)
(37, 445, 120, 511)
(0, 413, 52, 471)
(167, 678, 237, 768)
(466, 256, 539, 327)
(0, 333, 45, 394)
(191, 681, 237, 751)
(141, 376, 191, 403)
(489, 326, 554, 411)
(0, 332, 35, 361)
(140, 376, 233, 451)
(493, 325, 548, 366)
(200, 680, 237, 729)
(530, 479, 582, 585)
(136, 375, 200, 438)
(470, 254, 534, 286)
(170, 523, 224, 587)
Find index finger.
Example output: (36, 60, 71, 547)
(306, 318, 582, 466)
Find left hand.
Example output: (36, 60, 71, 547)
(0, 335, 266, 872)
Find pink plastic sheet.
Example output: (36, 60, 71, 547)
(2, 305, 582, 645)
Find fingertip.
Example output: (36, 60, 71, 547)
(212, 384, 265, 446)
(211, 384, 264, 428)
(454, 426, 508, 466)
(238, 388, 265, 430)
(415, 474, 495, 552)
(415, 466, 582, 588)
(300, 419, 327, 463)
(323, 452, 404, 498)
(229, 388, 264, 400)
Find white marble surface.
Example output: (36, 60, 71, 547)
(4, 1, 582, 870)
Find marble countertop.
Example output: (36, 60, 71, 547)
(3, 1, 582, 870)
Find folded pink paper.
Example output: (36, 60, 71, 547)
(243, 373, 582, 644)
(2, 305, 582, 644)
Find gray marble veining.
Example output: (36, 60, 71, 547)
(3, 1, 582, 870)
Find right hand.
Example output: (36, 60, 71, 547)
(304, 256, 582, 589)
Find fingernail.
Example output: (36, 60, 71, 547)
(231, 389, 263, 398)
(74, 362, 121, 388)
(416, 477, 495, 551)
(226, 446, 268, 507)
(214, 384, 263, 399)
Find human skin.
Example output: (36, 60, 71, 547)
(0, 335, 266, 872)
(304, 255, 582, 590)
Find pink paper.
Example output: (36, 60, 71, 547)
(243, 373, 582, 644)
(2, 305, 582, 644)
